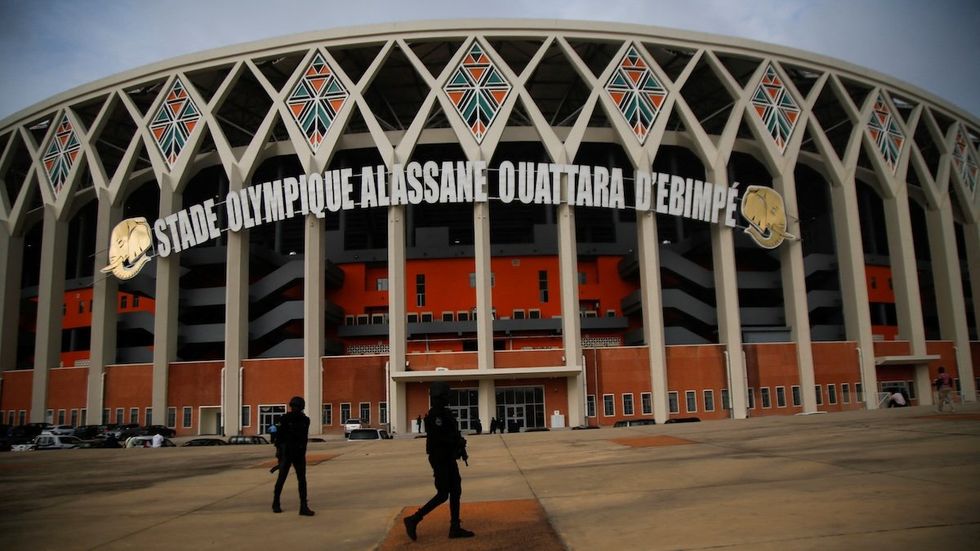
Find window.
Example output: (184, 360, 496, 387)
(747, 387, 755, 409)
(442, 312, 454, 322)
(115, 408, 124, 424)
(416, 274, 425, 307)
(356, 314, 369, 325)
(528, 309, 541, 319)
(80, 409, 87, 425)
(145, 408, 152, 426)
(56, 409, 65, 425)
(776, 387, 787, 408)
(721, 389, 730, 410)
(133, 295, 140, 307)
(359, 403, 371, 424)
(760, 388, 772, 408)
(606, 309, 616, 317)
(578, 271, 587, 284)
(828, 384, 838, 405)
(322, 404, 333, 425)
(955, 378, 961, 391)
(420, 312, 433, 323)
(792, 386, 801, 407)
(78, 301, 84, 314)
(167, 407, 176, 428)
(586, 395, 596, 417)
(815, 385, 823, 405)
(379, 402, 388, 425)
(46, 409, 53, 423)
(512, 309, 525, 320)
(856, 382, 864, 402)
(130, 408, 139, 424)
(703, 390, 715, 412)
(340, 403, 351, 423)
(371, 313, 386, 325)
(641, 392, 652, 415)
(668, 391, 679, 414)
(19, 410, 26, 425)
(602, 394, 615, 416)
(182, 406, 192, 428)
(7, 411, 14, 425)
(842, 383, 850, 404)
(376, 277, 388, 291)
(538, 270, 549, 302)
(102, 408, 109, 424)
(906, 380, 916, 400)
(345, 315, 355, 326)
(623, 394, 634, 416)
(456, 311, 469, 322)
(685, 391, 697, 413)
(70, 409, 78, 427)
(407, 313, 418, 323)
(241, 405, 251, 427)
(120, 295, 128, 309)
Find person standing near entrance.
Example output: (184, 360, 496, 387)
(404, 382, 474, 541)
(416, 414, 423, 434)
(272, 396, 315, 516)
(935, 366, 955, 412)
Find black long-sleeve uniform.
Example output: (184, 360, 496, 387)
(273, 410, 310, 504)
(417, 404, 465, 523)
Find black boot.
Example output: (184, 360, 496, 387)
(404, 512, 422, 541)
(448, 523, 474, 539)
(272, 498, 282, 514)
(299, 502, 315, 516)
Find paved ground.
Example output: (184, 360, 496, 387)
(2, 404, 979, 550)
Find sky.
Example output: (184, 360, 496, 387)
(0, 0, 978, 124)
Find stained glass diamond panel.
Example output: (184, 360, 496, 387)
(751, 64, 800, 153)
(605, 45, 667, 144)
(42, 113, 81, 196)
(867, 94, 904, 174)
(444, 42, 511, 143)
(149, 78, 201, 168)
(287, 52, 349, 152)
(952, 126, 978, 195)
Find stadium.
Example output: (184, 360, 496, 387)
(0, 19, 976, 437)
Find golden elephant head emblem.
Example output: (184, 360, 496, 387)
(740, 186, 797, 249)
(101, 217, 154, 280)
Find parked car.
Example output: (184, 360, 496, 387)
(142, 425, 176, 438)
(613, 419, 657, 428)
(342, 418, 362, 435)
(347, 428, 391, 441)
(125, 435, 175, 448)
(228, 435, 269, 445)
(183, 438, 227, 446)
(47, 424, 76, 436)
(34, 433, 82, 450)
(77, 439, 110, 449)
(11, 423, 51, 441)
(72, 425, 104, 440)
(112, 424, 143, 440)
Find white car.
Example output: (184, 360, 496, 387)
(33, 433, 82, 450)
(347, 428, 391, 441)
(48, 425, 75, 436)
(343, 418, 362, 435)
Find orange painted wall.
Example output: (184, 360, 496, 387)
(745, 343, 800, 416)
(865, 265, 895, 303)
(60, 289, 155, 367)
(0, 370, 33, 422)
(873, 340, 911, 357)
(408, 351, 478, 370)
(495, 349, 564, 369)
(103, 364, 152, 425)
(812, 342, 863, 412)
(168, 361, 223, 436)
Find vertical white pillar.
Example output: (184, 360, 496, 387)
(829, 179, 879, 407)
(636, 209, 670, 423)
(708, 168, 748, 419)
(557, 199, 584, 427)
(773, 173, 817, 412)
(966, 223, 980, 349)
(303, 213, 325, 434)
(152, 187, 181, 426)
(31, 207, 69, 422)
(473, 197, 495, 426)
(387, 204, 407, 434)
(86, 197, 120, 419)
(925, 200, 976, 402)
(0, 223, 24, 373)
(224, 173, 248, 435)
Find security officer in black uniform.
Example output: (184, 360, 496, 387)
(403, 382, 474, 540)
(272, 396, 315, 516)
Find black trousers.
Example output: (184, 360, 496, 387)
(273, 453, 308, 503)
(417, 454, 461, 524)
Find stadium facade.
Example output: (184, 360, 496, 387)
(0, 20, 977, 436)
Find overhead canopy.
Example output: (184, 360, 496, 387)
(390, 366, 582, 382)
(874, 354, 941, 366)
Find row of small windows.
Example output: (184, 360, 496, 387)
(585, 392, 655, 417)
(319, 402, 388, 426)
(63, 294, 141, 316)
(344, 308, 557, 326)
(377, 271, 556, 305)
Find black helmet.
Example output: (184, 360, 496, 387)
(289, 396, 305, 410)
(429, 381, 450, 399)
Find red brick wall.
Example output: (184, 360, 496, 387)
(812, 342, 863, 412)
(103, 364, 152, 425)
(0, 370, 33, 422)
(47, 367, 89, 421)
(745, 343, 800, 416)
(168, 361, 222, 436)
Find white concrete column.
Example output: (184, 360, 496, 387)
(829, 179, 879, 407)
(224, 174, 248, 435)
(303, 213, 324, 435)
(387, 204, 407, 434)
(557, 200, 584, 427)
(708, 168, 748, 419)
(152, 188, 181, 425)
(478, 379, 494, 431)
(473, 195, 495, 427)
(773, 173, 817, 412)
(31, 207, 69, 422)
(86, 197, 121, 419)
(965, 223, 980, 347)
(636, 210, 670, 423)
(0, 223, 24, 373)
(882, 185, 928, 354)
(925, 200, 976, 402)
